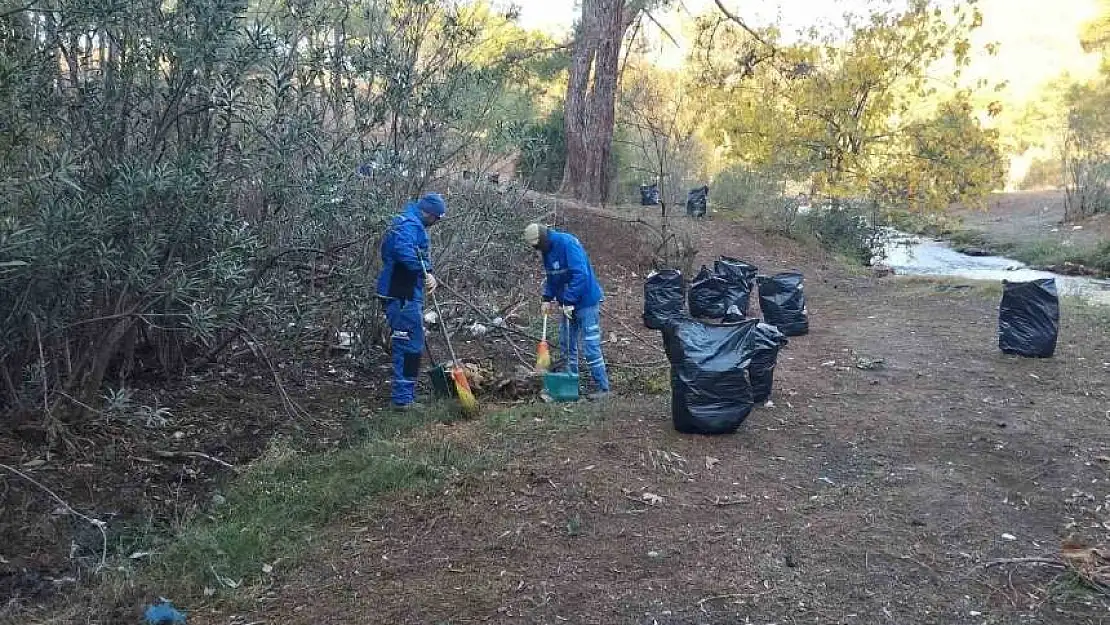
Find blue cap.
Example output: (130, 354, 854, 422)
(417, 193, 447, 218)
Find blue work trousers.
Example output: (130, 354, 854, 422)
(559, 304, 611, 392)
(385, 298, 424, 406)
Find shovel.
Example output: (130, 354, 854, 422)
(418, 254, 478, 417)
(535, 311, 552, 372)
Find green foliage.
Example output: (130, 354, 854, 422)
(710, 165, 791, 229)
(873, 96, 1007, 210)
(1055, 2, 1110, 216)
(1020, 157, 1065, 190)
(518, 107, 567, 192)
(693, 0, 1004, 212)
(1063, 77, 1110, 218)
(795, 201, 882, 266)
(0, 0, 553, 417)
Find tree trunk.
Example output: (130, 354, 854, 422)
(561, 0, 632, 205)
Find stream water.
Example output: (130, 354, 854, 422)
(877, 229, 1110, 306)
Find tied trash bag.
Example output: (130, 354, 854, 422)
(686, 185, 709, 217)
(643, 269, 685, 330)
(640, 183, 660, 206)
(688, 266, 731, 319)
(757, 271, 809, 336)
(663, 318, 784, 435)
(714, 256, 758, 316)
(999, 278, 1059, 358)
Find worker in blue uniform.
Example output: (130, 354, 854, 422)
(376, 193, 447, 408)
(523, 223, 611, 400)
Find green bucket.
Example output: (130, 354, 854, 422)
(427, 364, 456, 399)
(543, 372, 580, 402)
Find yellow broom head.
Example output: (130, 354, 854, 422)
(451, 367, 479, 417)
(535, 340, 551, 372)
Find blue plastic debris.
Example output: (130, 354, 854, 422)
(144, 599, 186, 624)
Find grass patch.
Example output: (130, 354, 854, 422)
(139, 397, 613, 597)
(946, 229, 1003, 252)
(612, 367, 670, 396)
(342, 399, 463, 442)
(485, 400, 608, 433)
(1005, 240, 1110, 276)
(153, 436, 474, 594)
(917, 221, 1110, 278)
(145, 401, 477, 595)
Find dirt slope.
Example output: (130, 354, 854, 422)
(957, 190, 1110, 248)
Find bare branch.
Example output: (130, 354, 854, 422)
(712, 0, 774, 49)
(643, 11, 680, 48)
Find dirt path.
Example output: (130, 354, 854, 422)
(177, 211, 1110, 625)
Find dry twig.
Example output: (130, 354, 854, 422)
(708, 495, 749, 506)
(153, 450, 237, 471)
(976, 557, 1066, 571)
(0, 463, 108, 570)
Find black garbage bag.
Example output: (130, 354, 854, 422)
(686, 185, 709, 217)
(664, 318, 753, 434)
(999, 278, 1059, 358)
(714, 256, 758, 316)
(664, 318, 782, 435)
(643, 269, 685, 330)
(748, 322, 788, 403)
(722, 305, 745, 323)
(640, 183, 660, 206)
(688, 265, 731, 319)
(757, 271, 809, 336)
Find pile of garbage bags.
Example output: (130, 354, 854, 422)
(663, 317, 786, 435)
(643, 259, 800, 434)
(647, 258, 808, 337)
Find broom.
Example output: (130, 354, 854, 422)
(535, 311, 552, 372)
(419, 253, 478, 417)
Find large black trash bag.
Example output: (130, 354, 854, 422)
(640, 183, 660, 206)
(748, 323, 788, 403)
(714, 256, 758, 316)
(686, 185, 709, 217)
(664, 318, 758, 435)
(757, 271, 809, 336)
(999, 278, 1059, 358)
(643, 269, 685, 330)
(688, 265, 731, 319)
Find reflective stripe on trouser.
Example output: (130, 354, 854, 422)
(386, 298, 424, 405)
(559, 304, 610, 392)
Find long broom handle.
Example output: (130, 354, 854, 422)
(418, 252, 460, 366)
